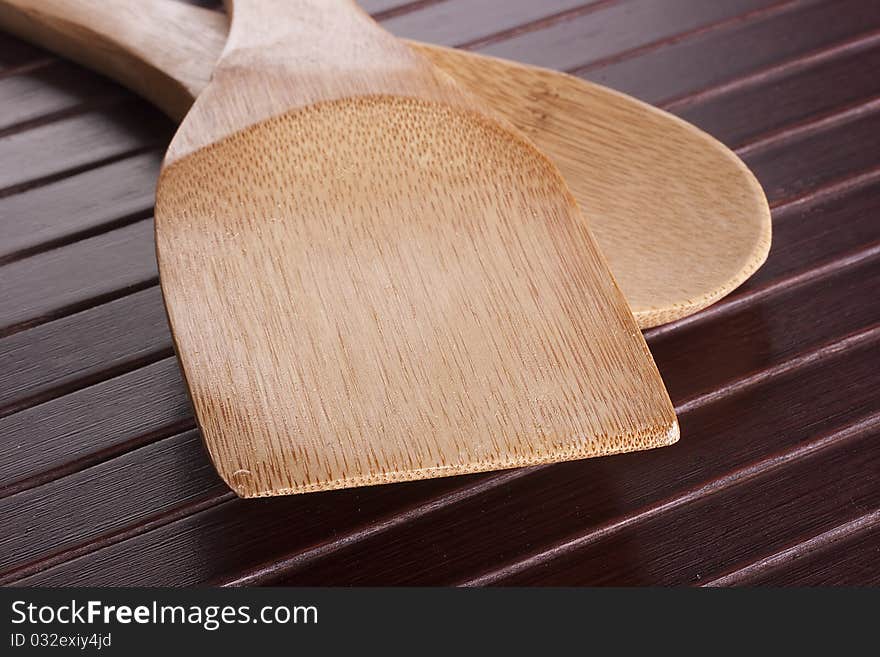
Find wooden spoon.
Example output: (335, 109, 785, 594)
(141, 0, 679, 497)
(0, 0, 771, 328)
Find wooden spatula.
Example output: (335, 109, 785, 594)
(0, 0, 771, 328)
(150, 0, 678, 497)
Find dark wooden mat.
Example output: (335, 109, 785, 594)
(1, 0, 878, 586)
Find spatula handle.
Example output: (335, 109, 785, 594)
(161, 0, 475, 163)
(0, 0, 221, 119)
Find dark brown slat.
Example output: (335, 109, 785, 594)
(0, 286, 171, 415)
(0, 219, 157, 334)
(0, 356, 192, 496)
(475, 0, 780, 70)
(650, 252, 880, 405)
(5, 270, 872, 580)
(213, 0, 794, 74)
(640, 172, 880, 344)
(478, 418, 880, 586)
(380, 0, 591, 47)
(0, 251, 878, 576)
(360, 0, 411, 13)
(0, 103, 168, 192)
(0, 152, 160, 262)
(673, 35, 880, 147)
(180, 0, 222, 8)
(582, 0, 880, 105)
(0, 60, 128, 133)
(14, 310, 880, 586)
(0, 429, 224, 577)
(6, 12, 877, 272)
(711, 513, 880, 586)
(10, 471, 485, 586)
(741, 103, 880, 206)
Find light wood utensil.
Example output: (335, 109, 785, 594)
(0, 0, 771, 328)
(84, 0, 679, 497)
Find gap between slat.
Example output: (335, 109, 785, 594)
(458, 1, 618, 51)
(664, 28, 880, 112)
(370, 0, 462, 23)
(0, 144, 160, 200)
(0, 92, 131, 140)
(0, 57, 53, 80)
(0, 277, 158, 340)
(567, 0, 798, 76)
(0, 207, 155, 267)
(643, 238, 880, 341)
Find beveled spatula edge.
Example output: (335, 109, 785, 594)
(226, 420, 680, 498)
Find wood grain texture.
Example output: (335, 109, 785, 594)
(0, 0, 772, 329)
(154, 0, 675, 497)
(5, 243, 876, 584)
(5, 133, 868, 470)
(0, 0, 877, 585)
(0, 0, 226, 118)
(214, 264, 880, 584)
(4, 172, 875, 513)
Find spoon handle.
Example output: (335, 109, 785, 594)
(0, 0, 222, 119)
